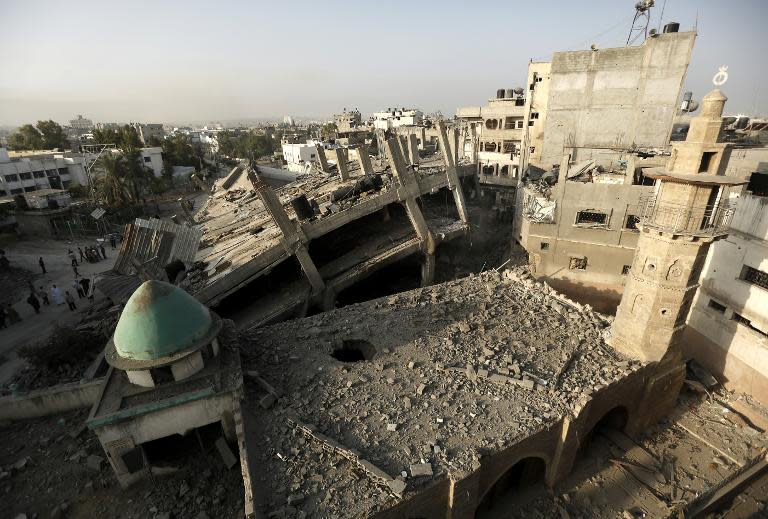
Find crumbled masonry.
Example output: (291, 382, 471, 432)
(242, 268, 643, 516)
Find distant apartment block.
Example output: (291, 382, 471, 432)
(373, 108, 423, 130)
(0, 147, 88, 197)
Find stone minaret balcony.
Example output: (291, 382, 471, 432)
(637, 193, 735, 237)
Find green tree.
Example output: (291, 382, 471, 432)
(67, 182, 89, 199)
(92, 124, 142, 149)
(320, 122, 338, 140)
(36, 120, 69, 149)
(121, 147, 153, 202)
(7, 124, 44, 150)
(96, 154, 129, 207)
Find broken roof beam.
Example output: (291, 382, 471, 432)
(315, 144, 329, 173)
(247, 168, 325, 294)
(334, 147, 350, 181)
(408, 134, 420, 165)
(384, 137, 436, 255)
(437, 120, 469, 224)
(352, 143, 374, 175)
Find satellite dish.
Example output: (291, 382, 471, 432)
(513, 87, 524, 95)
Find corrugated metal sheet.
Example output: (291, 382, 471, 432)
(93, 270, 142, 303)
(134, 218, 202, 263)
(113, 218, 202, 280)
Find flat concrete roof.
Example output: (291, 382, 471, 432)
(241, 269, 640, 516)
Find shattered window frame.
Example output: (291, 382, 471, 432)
(569, 257, 587, 270)
(624, 214, 640, 231)
(739, 265, 768, 290)
(575, 210, 609, 227)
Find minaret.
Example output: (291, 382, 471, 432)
(608, 88, 745, 364)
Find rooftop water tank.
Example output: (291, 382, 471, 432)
(663, 22, 680, 33)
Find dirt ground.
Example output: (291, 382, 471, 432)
(0, 237, 117, 386)
(0, 409, 245, 519)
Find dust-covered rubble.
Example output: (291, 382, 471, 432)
(241, 267, 643, 517)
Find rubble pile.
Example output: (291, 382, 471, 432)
(241, 268, 641, 517)
(0, 410, 245, 519)
(4, 300, 118, 394)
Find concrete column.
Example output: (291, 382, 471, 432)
(437, 120, 470, 224)
(247, 169, 325, 293)
(408, 134, 420, 165)
(315, 144, 329, 172)
(421, 253, 435, 287)
(375, 129, 387, 159)
(334, 148, 350, 181)
(354, 144, 374, 175)
(384, 138, 435, 254)
(399, 135, 410, 164)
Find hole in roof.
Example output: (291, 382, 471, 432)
(331, 339, 377, 362)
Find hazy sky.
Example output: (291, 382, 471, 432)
(1, 0, 766, 126)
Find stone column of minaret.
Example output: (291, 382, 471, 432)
(607, 87, 747, 420)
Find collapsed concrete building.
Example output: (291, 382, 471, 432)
(183, 122, 478, 327)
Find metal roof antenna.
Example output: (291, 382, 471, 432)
(627, 0, 655, 46)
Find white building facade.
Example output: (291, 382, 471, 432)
(685, 191, 768, 402)
(373, 108, 423, 130)
(281, 142, 318, 173)
(0, 148, 88, 196)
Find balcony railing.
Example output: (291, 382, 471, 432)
(638, 196, 734, 236)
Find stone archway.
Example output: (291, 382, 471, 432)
(475, 456, 547, 518)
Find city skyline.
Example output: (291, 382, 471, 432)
(1, 0, 767, 126)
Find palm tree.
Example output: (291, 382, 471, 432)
(97, 153, 129, 207)
(121, 147, 153, 203)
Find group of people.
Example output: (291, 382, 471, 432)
(1, 277, 91, 329)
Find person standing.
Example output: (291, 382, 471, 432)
(39, 286, 50, 305)
(68, 249, 78, 267)
(64, 291, 77, 311)
(26, 293, 41, 314)
(72, 264, 80, 277)
(73, 277, 85, 298)
(110, 235, 117, 249)
(39, 256, 46, 274)
(99, 243, 107, 259)
(79, 276, 91, 297)
(50, 284, 65, 305)
(78, 247, 85, 262)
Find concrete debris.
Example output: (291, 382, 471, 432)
(215, 437, 238, 470)
(409, 463, 433, 478)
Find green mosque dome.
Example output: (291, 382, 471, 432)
(105, 280, 221, 370)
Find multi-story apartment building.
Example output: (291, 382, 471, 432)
(0, 147, 88, 196)
(514, 28, 697, 310)
(457, 89, 527, 189)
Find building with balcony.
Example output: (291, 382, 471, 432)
(457, 88, 527, 191)
(0, 147, 88, 197)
